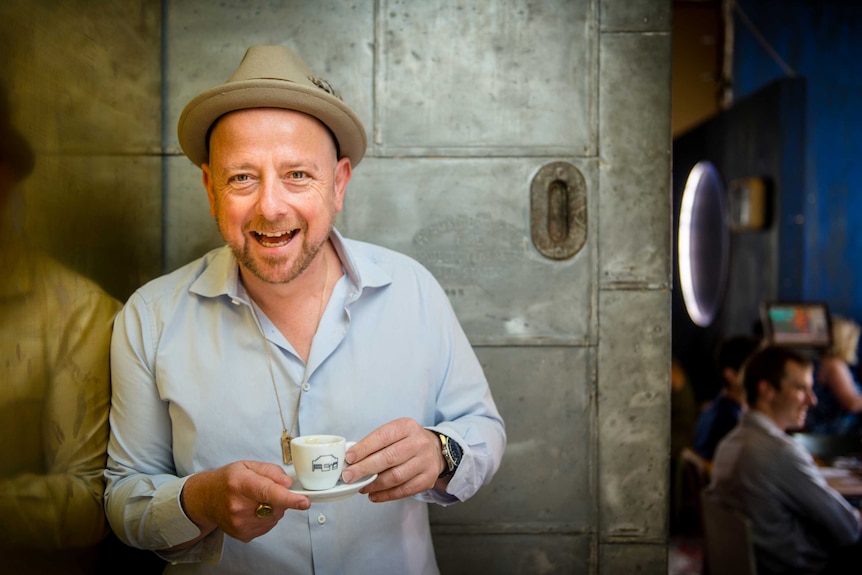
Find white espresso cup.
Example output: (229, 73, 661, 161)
(290, 435, 352, 491)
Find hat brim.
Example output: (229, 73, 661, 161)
(177, 79, 367, 168)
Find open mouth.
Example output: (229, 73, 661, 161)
(253, 229, 297, 248)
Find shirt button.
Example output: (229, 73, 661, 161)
(302, 383, 311, 392)
(317, 513, 326, 525)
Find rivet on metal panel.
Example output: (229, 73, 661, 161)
(530, 162, 586, 260)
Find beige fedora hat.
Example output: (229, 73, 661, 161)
(178, 45, 367, 168)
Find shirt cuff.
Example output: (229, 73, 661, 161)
(151, 476, 224, 565)
(422, 427, 469, 506)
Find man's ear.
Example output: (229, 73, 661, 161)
(332, 156, 352, 213)
(202, 163, 216, 217)
(756, 379, 775, 403)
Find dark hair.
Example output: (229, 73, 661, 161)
(742, 346, 811, 406)
(716, 336, 761, 385)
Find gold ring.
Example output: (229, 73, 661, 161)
(255, 503, 274, 518)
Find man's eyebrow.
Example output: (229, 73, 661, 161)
(220, 162, 257, 173)
(279, 160, 322, 173)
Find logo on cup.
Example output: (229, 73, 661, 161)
(312, 454, 340, 472)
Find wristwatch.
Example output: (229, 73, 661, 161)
(437, 433, 463, 478)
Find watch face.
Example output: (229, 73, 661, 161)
(439, 434, 463, 477)
(448, 438, 463, 464)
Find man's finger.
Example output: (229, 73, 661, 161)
(243, 460, 295, 488)
(345, 418, 413, 465)
(239, 461, 310, 510)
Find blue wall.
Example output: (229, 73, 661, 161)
(733, 0, 862, 320)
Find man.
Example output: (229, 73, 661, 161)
(692, 335, 761, 461)
(708, 346, 861, 574)
(104, 45, 506, 574)
(0, 82, 121, 573)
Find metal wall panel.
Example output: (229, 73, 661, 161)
(434, 533, 594, 575)
(599, 542, 668, 575)
(0, 0, 162, 301)
(430, 346, 595, 527)
(598, 289, 670, 541)
(345, 158, 597, 344)
(164, 156, 222, 272)
(596, 17, 670, 568)
(25, 155, 163, 299)
(598, 33, 672, 289)
(377, 0, 597, 157)
(600, 0, 671, 32)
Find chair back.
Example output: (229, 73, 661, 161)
(700, 490, 758, 575)
(679, 447, 711, 533)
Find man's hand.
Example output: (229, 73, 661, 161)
(341, 418, 446, 502)
(176, 460, 311, 546)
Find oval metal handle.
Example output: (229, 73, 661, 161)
(530, 162, 587, 260)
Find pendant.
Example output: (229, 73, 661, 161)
(281, 431, 292, 465)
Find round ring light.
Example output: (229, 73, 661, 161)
(678, 161, 729, 327)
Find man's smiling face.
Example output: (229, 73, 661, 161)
(202, 108, 351, 286)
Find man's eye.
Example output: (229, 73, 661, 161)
(288, 171, 306, 180)
(233, 174, 250, 183)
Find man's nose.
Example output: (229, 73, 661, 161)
(256, 176, 287, 219)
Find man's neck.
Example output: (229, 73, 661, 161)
(241, 242, 333, 309)
(241, 242, 339, 362)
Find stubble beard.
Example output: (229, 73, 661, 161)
(221, 212, 335, 286)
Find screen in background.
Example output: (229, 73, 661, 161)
(762, 302, 832, 348)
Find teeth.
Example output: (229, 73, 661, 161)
(255, 230, 293, 247)
(260, 238, 289, 247)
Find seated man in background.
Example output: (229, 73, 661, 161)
(806, 315, 862, 435)
(708, 346, 862, 575)
(693, 335, 761, 461)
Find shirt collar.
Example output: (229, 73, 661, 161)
(745, 409, 785, 437)
(188, 228, 391, 302)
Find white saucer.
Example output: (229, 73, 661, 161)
(286, 468, 377, 503)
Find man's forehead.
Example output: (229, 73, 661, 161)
(781, 360, 813, 385)
(207, 108, 339, 158)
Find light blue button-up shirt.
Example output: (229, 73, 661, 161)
(104, 230, 506, 575)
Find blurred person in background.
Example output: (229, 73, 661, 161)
(0, 80, 121, 574)
(693, 335, 761, 462)
(806, 315, 862, 435)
